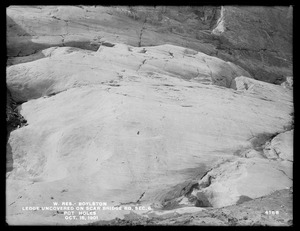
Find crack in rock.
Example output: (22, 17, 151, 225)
(116, 192, 146, 206)
(276, 168, 292, 181)
(60, 35, 65, 46)
(9, 195, 22, 206)
(138, 16, 148, 47)
(136, 192, 146, 203)
(137, 59, 147, 72)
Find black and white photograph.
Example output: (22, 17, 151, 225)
(6, 5, 293, 226)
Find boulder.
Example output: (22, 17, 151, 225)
(264, 130, 293, 162)
(192, 158, 292, 208)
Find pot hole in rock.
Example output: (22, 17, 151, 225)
(236, 195, 253, 205)
(159, 164, 215, 210)
(233, 132, 281, 158)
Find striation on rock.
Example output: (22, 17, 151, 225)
(7, 44, 251, 102)
(6, 5, 293, 226)
(7, 5, 292, 84)
(6, 43, 293, 224)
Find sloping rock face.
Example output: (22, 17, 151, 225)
(264, 130, 293, 162)
(7, 5, 292, 84)
(6, 44, 293, 225)
(6, 88, 27, 172)
(7, 44, 251, 102)
(212, 6, 293, 84)
(6, 6, 293, 226)
(90, 188, 293, 226)
(6, 88, 27, 139)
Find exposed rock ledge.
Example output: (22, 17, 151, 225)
(89, 187, 293, 226)
(6, 42, 293, 225)
(7, 44, 251, 103)
(7, 5, 292, 84)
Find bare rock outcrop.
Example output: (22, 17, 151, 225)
(189, 158, 292, 208)
(212, 6, 292, 84)
(6, 5, 293, 225)
(7, 44, 251, 103)
(6, 43, 293, 224)
(281, 76, 293, 89)
(264, 130, 293, 162)
(7, 5, 292, 84)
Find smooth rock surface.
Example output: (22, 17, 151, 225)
(6, 44, 293, 225)
(7, 44, 251, 102)
(6, 5, 293, 226)
(7, 5, 293, 84)
(192, 157, 292, 208)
